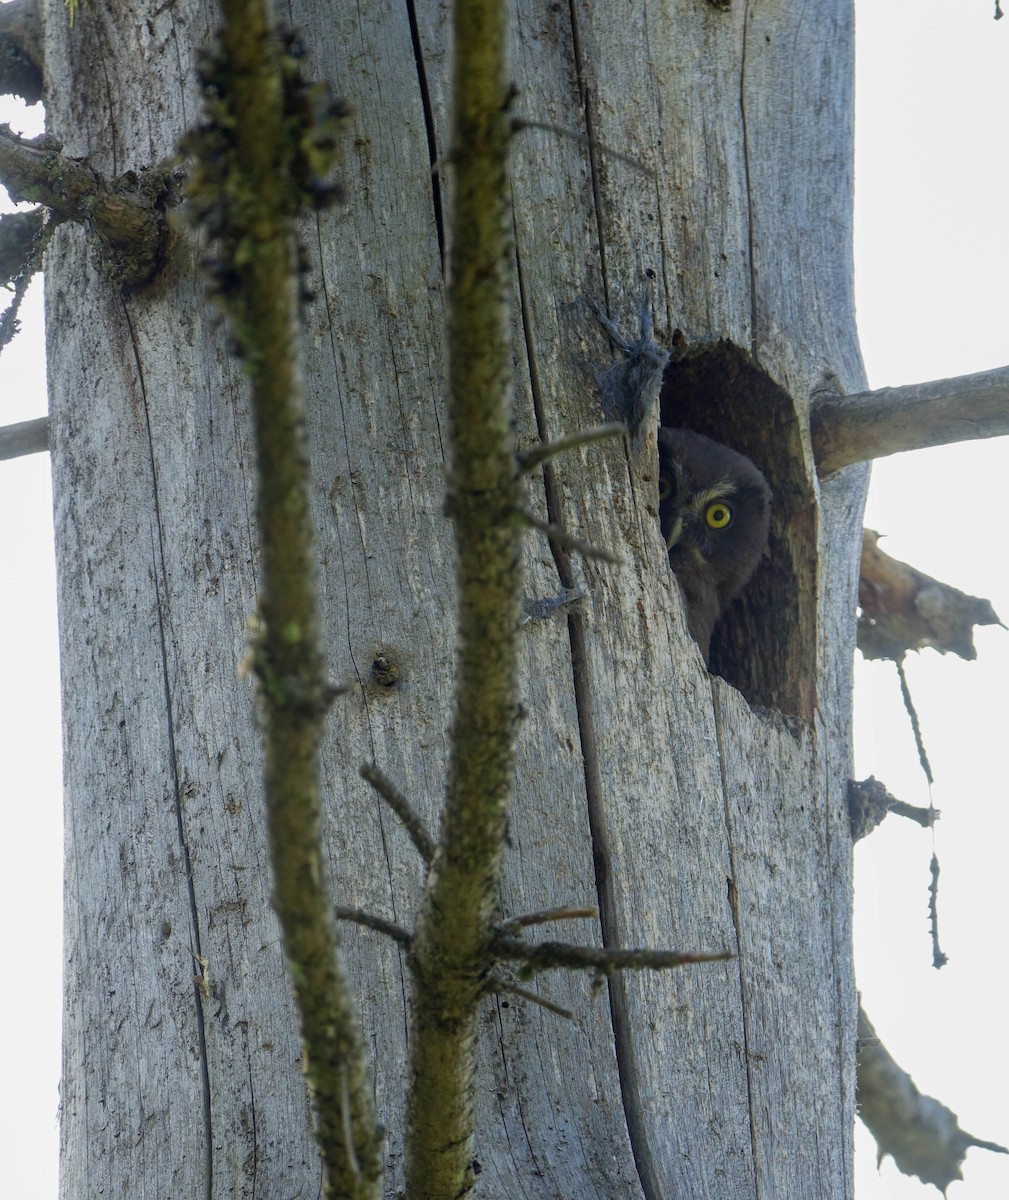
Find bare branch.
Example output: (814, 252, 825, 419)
(498, 906, 599, 933)
(360, 763, 436, 864)
(491, 933, 732, 978)
(811, 366, 1009, 475)
(847, 776, 937, 841)
(520, 509, 622, 564)
(0, 415, 48, 462)
(887, 798, 937, 828)
(517, 422, 625, 474)
(486, 975, 574, 1020)
(334, 907, 412, 947)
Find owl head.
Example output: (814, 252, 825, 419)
(657, 427, 771, 663)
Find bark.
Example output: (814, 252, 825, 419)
(46, 1, 865, 1196)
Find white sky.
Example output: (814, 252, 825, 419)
(2, 2, 1008, 1196)
(852, 3, 1009, 1197)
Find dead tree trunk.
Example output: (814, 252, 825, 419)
(46, 0, 865, 1195)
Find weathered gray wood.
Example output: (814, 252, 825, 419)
(47, 0, 866, 1197)
(0, 414, 48, 460)
(812, 366, 1009, 474)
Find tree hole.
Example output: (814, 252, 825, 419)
(660, 341, 816, 717)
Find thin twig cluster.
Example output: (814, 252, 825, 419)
(351, 761, 730, 1015)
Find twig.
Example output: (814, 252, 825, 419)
(486, 975, 574, 1020)
(511, 118, 656, 178)
(0, 415, 48, 461)
(929, 854, 947, 970)
(517, 423, 625, 474)
(360, 763, 436, 864)
(895, 658, 934, 785)
(334, 907, 412, 947)
(520, 509, 622, 564)
(498, 906, 598, 933)
(520, 588, 586, 623)
(888, 799, 937, 828)
(811, 365, 1009, 475)
(491, 933, 731, 978)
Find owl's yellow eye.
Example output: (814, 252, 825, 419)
(705, 501, 732, 529)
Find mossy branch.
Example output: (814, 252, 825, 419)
(0, 127, 172, 287)
(185, 8, 378, 1199)
(403, 1, 520, 1197)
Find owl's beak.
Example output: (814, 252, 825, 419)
(665, 511, 709, 563)
(664, 513, 683, 551)
(678, 513, 712, 558)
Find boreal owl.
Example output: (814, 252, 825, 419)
(658, 427, 771, 663)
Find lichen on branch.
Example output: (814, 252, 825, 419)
(402, 1, 521, 1196)
(183, 8, 377, 1200)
